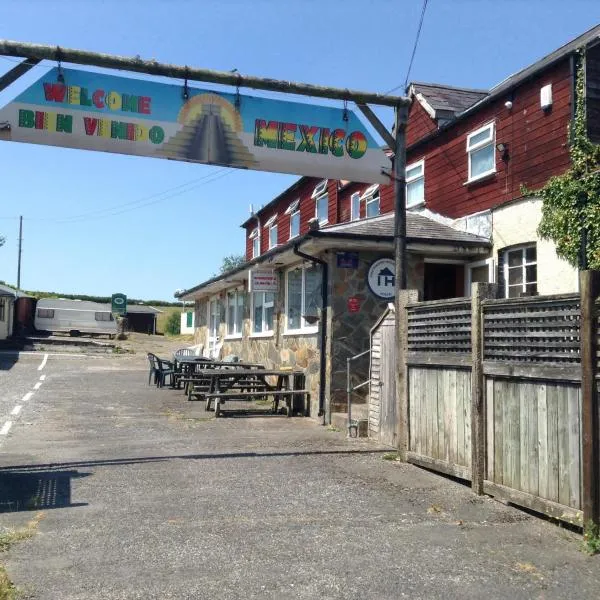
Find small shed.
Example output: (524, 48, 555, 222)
(125, 305, 162, 334)
(369, 306, 397, 447)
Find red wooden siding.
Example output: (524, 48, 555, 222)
(410, 58, 573, 218)
(406, 100, 438, 147)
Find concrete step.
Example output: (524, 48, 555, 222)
(331, 404, 369, 437)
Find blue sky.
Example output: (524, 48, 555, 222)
(0, 0, 598, 301)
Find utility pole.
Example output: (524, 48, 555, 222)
(16, 215, 22, 290)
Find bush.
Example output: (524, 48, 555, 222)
(164, 311, 181, 336)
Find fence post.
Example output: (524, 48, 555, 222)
(580, 270, 600, 526)
(471, 282, 498, 494)
(397, 289, 419, 460)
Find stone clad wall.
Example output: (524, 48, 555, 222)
(326, 251, 424, 413)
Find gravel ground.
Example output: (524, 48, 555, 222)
(0, 352, 597, 599)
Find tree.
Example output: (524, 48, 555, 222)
(219, 254, 246, 274)
(164, 311, 181, 335)
(536, 51, 600, 269)
(0, 235, 4, 248)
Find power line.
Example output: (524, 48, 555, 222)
(384, 0, 429, 95)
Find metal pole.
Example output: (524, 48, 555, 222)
(347, 357, 352, 435)
(393, 104, 409, 452)
(16, 215, 22, 290)
(0, 40, 410, 109)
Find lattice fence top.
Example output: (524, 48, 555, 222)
(407, 298, 471, 354)
(482, 294, 581, 364)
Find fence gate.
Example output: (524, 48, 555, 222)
(369, 310, 397, 446)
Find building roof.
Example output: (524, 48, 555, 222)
(125, 305, 162, 314)
(177, 212, 490, 299)
(410, 83, 488, 118)
(319, 213, 490, 246)
(0, 283, 34, 298)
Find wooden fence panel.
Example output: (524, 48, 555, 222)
(408, 366, 471, 479)
(485, 377, 581, 514)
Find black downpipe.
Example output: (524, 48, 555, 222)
(293, 245, 328, 420)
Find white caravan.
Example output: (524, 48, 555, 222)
(34, 298, 118, 337)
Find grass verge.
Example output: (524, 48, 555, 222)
(0, 512, 45, 599)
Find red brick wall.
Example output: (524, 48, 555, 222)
(408, 59, 573, 218)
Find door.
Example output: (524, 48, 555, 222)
(379, 321, 398, 447)
(207, 298, 220, 357)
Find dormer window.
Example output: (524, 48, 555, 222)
(249, 227, 260, 258)
(311, 180, 329, 225)
(361, 184, 380, 218)
(467, 123, 495, 181)
(264, 215, 278, 249)
(285, 199, 300, 239)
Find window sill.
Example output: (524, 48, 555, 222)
(249, 332, 274, 339)
(463, 171, 496, 186)
(406, 201, 425, 210)
(283, 328, 318, 337)
(224, 334, 243, 341)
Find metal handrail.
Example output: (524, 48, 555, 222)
(346, 349, 371, 437)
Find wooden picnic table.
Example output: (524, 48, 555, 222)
(178, 360, 264, 394)
(195, 368, 307, 418)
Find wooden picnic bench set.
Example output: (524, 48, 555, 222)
(147, 350, 308, 418)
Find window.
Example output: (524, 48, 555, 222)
(503, 245, 537, 298)
(94, 312, 113, 321)
(467, 123, 495, 181)
(286, 265, 321, 333)
(350, 192, 361, 221)
(264, 215, 278, 249)
(406, 160, 424, 207)
(37, 308, 54, 319)
(312, 180, 328, 225)
(286, 199, 300, 239)
(226, 290, 244, 337)
(252, 292, 275, 335)
(186, 311, 193, 328)
(0, 300, 4, 322)
(362, 184, 380, 218)
(249, 228, 260, 258)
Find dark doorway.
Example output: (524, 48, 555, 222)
(423, 262, 464, 301)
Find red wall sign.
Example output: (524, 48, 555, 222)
(347, 296, 361, 313)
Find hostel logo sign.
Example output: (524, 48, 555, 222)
(0, 68, 391, 184)
(367, 258, 396, 299)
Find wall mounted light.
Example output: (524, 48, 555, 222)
(496, 142, 510, 161)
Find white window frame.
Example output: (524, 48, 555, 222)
(464, 258, 495, 296)
(249, 227, 260, 258)
(312, 180, 329, 226)
(264, 215, 278, 250)
(361, 184, 380, 218)
(285, 199, 301, 239)
(225, 289, 244, 339)
(406, 159, 425, 208)
(503, 244, 537, 298)
(350, 192, 361, 221)
(250, 291, 275, 337)
(284, 265, 320, 335)
(467, 122, 495, 182)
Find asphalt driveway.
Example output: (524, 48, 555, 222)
(0, 352, 597, 599)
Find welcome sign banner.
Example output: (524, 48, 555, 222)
(0, 68, 391, 184)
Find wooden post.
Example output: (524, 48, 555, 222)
(397, 289, 419, 460)
(580, 270, 600, 525)
(471, 282, 498, 494)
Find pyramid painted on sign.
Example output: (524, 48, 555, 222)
(158, 104, 257, 168)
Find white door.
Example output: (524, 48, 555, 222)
(465, 258, 495, 296)
(207, 298, 220, 357)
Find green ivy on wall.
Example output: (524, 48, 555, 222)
(536, 50, 600, 269)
